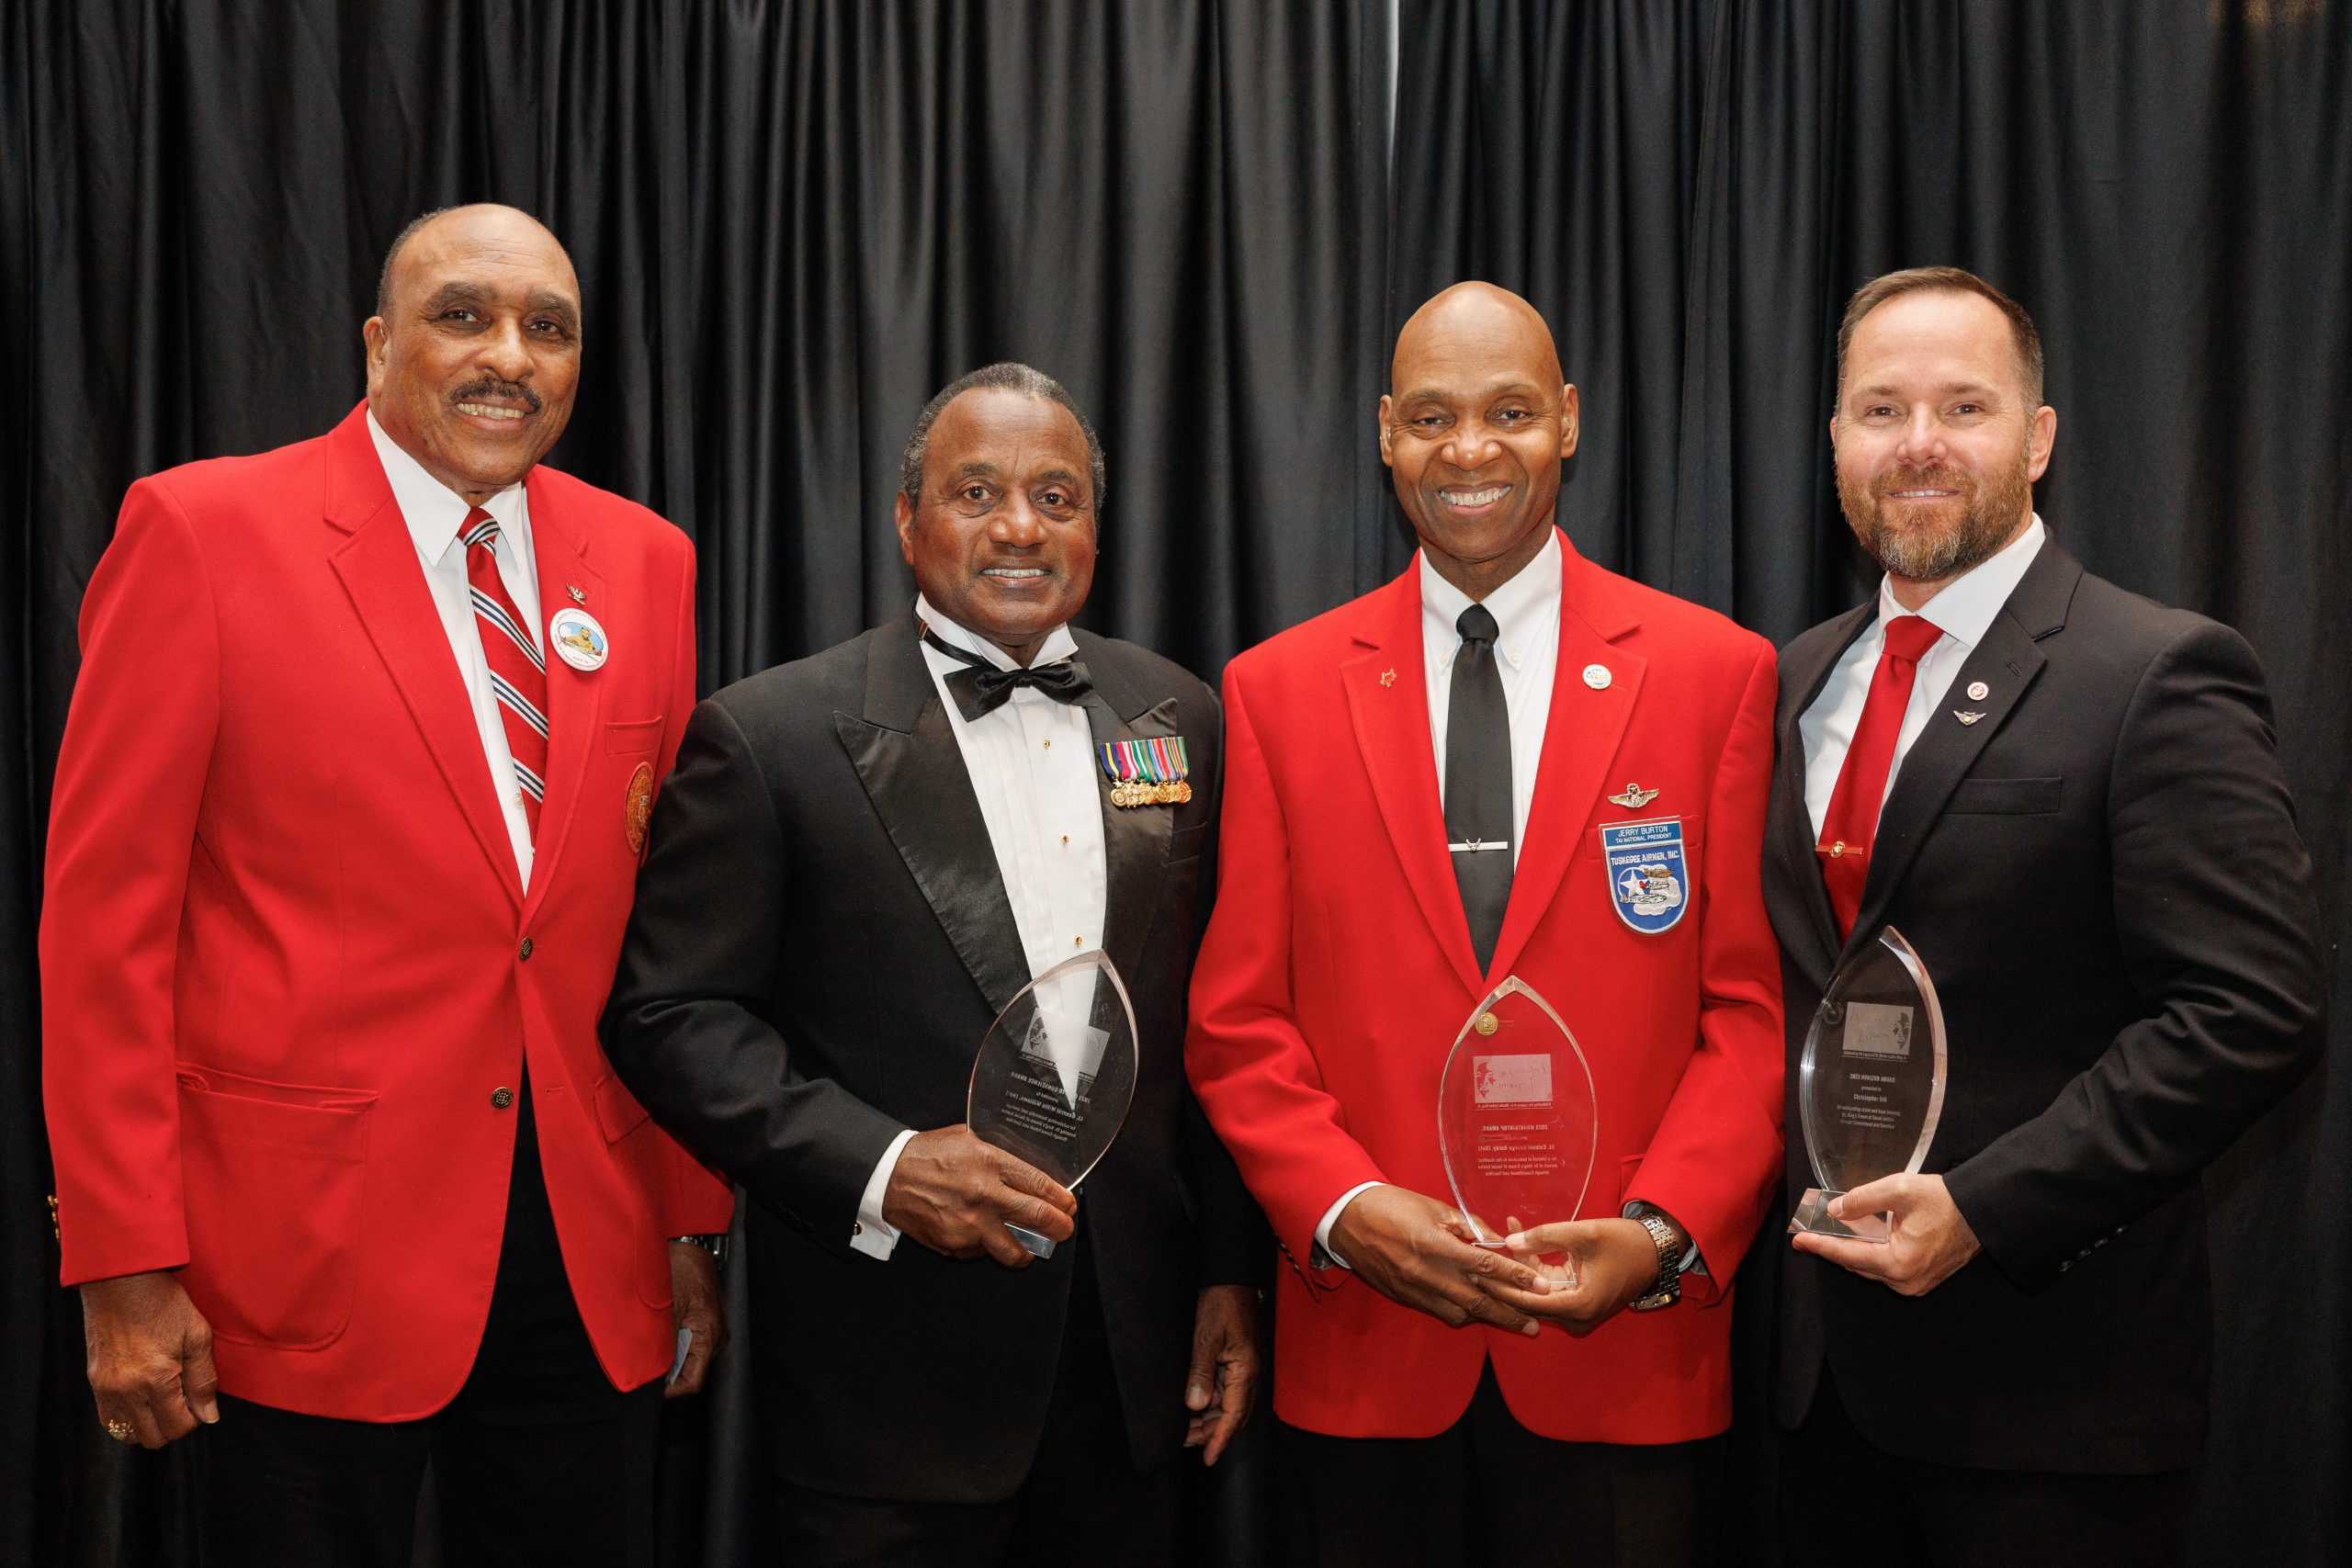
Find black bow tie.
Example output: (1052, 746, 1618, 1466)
(922, 628, 1094, 722)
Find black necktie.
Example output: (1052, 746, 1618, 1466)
(922, 628, 1095, 722)
(1445, 604, 1514, 971)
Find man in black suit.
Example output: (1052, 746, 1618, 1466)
(1763, 267, 2322, 1567)
(603, 363, 1262, 1566)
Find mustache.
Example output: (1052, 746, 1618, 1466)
(449, 378, 543, 414)
(1873, 463, 1971, 496)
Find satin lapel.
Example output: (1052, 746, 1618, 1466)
(1340, 575, 1486, 998)
(1841, 609, 2052, 964)
(836, 618, 1032, 1017)
(1773, 604, 1874, 982)
(1486, 610, 1642, 982)
(324, 437, 524, 908)
(1073, 642, 1177, 991)
(520, 481, 607, 919)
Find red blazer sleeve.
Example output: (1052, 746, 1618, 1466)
(1184, 660, 1386, 1263)
(1622, 637, 1786, 1302)
(41, 478, 222, 1285)
(647, 530, 739, 1238)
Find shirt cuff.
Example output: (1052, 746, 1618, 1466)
(852, 1128, 919, 1260)
(1312, 1181, 1385, 1270)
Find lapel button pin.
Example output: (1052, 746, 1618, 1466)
(1379, 669, 1396, 687)
(1583, 663, 1611, 690)
(567, 583, 586, 604)
(1966, 680, 1989, 701)
(1953, 710, 1985, 726)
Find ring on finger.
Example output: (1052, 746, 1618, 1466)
(105, 1417, 135, 1443)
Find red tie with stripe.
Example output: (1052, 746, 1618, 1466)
(458, 507, 548, 840)
(1815, 614, 1944, 940)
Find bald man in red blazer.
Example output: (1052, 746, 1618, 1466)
(1187, 285, 1783, 1568)
(41, 206, 731, 1566)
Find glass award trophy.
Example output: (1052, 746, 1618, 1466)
(1788, 927, 1948, 1243)
(967, 950, 1140, 1258)
(1436, 976, 1600, 1253)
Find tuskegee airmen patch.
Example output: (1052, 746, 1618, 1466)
(625, 762, 656, 854)
(1600, 817, 1690, 933)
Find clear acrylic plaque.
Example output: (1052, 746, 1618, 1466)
(1436, 976, 1599, 1252)
(1789, 927, 1948, 1244)
(967, 950, 1139, 1258)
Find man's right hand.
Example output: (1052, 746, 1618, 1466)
(81, 1270, 219, 1449)
(1327, 1185, 1550, 1336)
(881, 1125, 1079, 1269)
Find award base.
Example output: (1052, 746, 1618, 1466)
(1005, 1224, 1058, 1259)
(1789, 1189, 1891, 1244)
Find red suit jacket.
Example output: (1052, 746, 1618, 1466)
(41, 403, 733, 1422)
(1186, 532, 1784, 1443)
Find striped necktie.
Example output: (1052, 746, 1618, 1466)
(458, 507, 548, 840)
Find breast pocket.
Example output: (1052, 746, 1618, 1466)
(605, 716, 665, 754)
(1947, 776, 2064, 815)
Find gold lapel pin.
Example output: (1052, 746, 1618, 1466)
(567, 583, 586, 604)
(1379, 669, 1396, 688)
(1607, 783, 1660, 808)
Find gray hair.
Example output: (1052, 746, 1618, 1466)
(898, 363, 1107, 507)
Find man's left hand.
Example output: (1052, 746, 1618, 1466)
(665, 1242, 728, 1397)
(1789, 1173, 1980, 1296)
(1182, 1284, 1261, 1465)
(1475, 1218, 1662, 1336)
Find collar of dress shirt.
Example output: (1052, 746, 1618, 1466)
(914, 592, 1080, 672)
(366, 407, 531, 567)
(1419, 528, 1563, 672)
(1875, 513, 2046, 648)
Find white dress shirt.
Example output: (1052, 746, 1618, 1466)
(1316, 535, 1565, 1266)
(366, 410, 542, 889)
(850, 595, 1110, 1259)
(1800, 517, 2047, 837)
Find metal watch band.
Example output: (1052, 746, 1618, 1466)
(1629, 1211, 1681, 1312)
(671, 1233, 729, 1264)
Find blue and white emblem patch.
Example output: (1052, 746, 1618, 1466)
(1600, 817, 1689, 934)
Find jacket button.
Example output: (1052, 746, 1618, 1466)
(518, 937, 534, 960)
(491, 1087, 515, 1110)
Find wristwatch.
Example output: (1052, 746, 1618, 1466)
(671, 1233, 729, 1265)
(1628, 1210, 1682, 1312)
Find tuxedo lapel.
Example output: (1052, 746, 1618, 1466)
(1772, 603, 1874, 983)
(1071, 637, 1177, 992)
(836, 615, 1032, 1018)
(322, 411, 524, 908)
(1340, 573, 1487, 998)
(1486, 570, 1642, 984)
(519, 477, 607, 919)
(1840, 545, 2080, 962)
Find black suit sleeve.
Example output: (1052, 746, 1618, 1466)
(1180, 684, 1272, 1288)
(1944, 621, 2324, 1290)
(602, 696, 907, 1244)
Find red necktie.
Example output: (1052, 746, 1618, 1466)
(458, 507, 548, 841)
(1815, 615, 1943, 939)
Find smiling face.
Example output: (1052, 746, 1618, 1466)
(1832, 288, 2056, 595)
(364, 205, 582, 504)
(1380, 283, 1579, 599)
(894, 387, 1098, 666)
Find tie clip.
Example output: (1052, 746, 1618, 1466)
(1448, 839, 1510, 853)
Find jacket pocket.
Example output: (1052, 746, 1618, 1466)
(1947, 776, 2063, 815)
(594, 1069, 655, 1142)
(176, 1069, 377, 1350)
(605, 716, 665, 755)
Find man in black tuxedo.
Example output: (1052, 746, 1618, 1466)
(603, 363, 1262, 1566)
(1764, 267, 2322, 1567)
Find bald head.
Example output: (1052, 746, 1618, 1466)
(364, 203, 583, 505)
(1378, 282, 1579, 599)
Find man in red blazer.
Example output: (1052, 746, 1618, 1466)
(41, 205, 732, 1566)
(1186, 283, 1784, 1567)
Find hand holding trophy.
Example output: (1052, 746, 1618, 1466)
(1788, 927, 1948, 1243)
(967, 950, 1141, 1258)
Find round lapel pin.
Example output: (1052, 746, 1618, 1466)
(1582, 663, 1612, 690)
(1966, 680, 1989, 701)
(549, 606, 609, 671)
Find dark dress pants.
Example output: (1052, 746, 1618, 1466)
(194, 1083, 664, 1568)
(775, 1226, 1181, 1568)
(1778, 1368, 2196, 1568)
(1283, 1359, 1724, 1568)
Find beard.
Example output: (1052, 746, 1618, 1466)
(1838, 446, 2032, 583)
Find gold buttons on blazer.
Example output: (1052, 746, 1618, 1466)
(491, 1087, 515, 1110)
(1475, 1012, 1500, 1036)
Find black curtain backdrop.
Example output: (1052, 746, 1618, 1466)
(4, 3, 2345, 1565)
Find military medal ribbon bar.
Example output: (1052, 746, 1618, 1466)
(1097, 737, 1193, 807)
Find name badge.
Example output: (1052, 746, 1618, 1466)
(1600, 817, 1689, 934)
